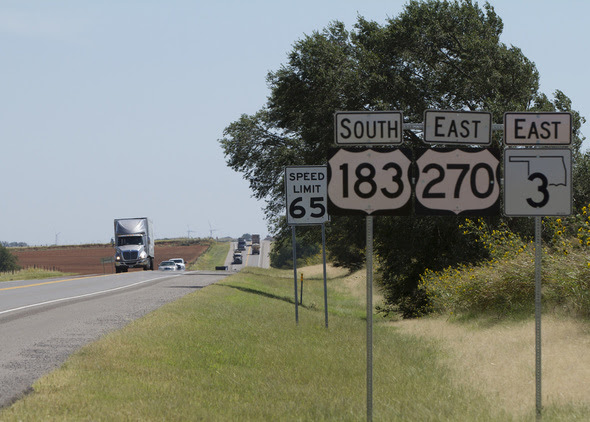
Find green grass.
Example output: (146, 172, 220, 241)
(189, 241, 230, 270)
(0, 268, 72, 282)
(0, 266, 514, 421)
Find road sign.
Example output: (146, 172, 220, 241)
(327, 148, 412, 215)
(334, 111, 403, 145)
(415, 148, 500, 215)
(504, 148, 572, 216)
(423, 110, 492, 145)
(285, 165, 329, 225)
(504, 112, 572, 145)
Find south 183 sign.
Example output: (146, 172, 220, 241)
(285, 166, 329, 225)
(327, 148, 413, 215)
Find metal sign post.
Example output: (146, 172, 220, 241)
(292, 225, 298, 324)
(322, 222, 329, 328)
(535, 216, 542, 419)
(366, 215, 374, 422)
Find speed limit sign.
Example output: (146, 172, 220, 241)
(285, 166, 329, 225)
(415, 148, 500, 215)
(327, 148, 413, 215)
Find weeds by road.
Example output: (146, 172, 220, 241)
(189, 241, 230, 271)
(4, 265, 588, 420)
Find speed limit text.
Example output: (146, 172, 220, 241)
(289, 171, 325, 193)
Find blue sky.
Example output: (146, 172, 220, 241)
(1, 1, 588, 245)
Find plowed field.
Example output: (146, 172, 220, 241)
(11, 243, 208, 275)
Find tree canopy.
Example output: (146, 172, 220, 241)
(220, 0, 585, 316)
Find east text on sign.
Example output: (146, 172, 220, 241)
(504, 112, 572, 145)
(424, 110, 492, 145)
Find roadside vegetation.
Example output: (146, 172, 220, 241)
(1, 253, 589, 420)
(0, 268, 71, 282)
(415, 210, 590, 320)
(189, 240, 230, 270)
(0, 244, 19, 273)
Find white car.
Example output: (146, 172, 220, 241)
(158, 260, 177, 271)
(169, 258, 186, 270)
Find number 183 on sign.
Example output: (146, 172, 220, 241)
(327, 148, 413, 215)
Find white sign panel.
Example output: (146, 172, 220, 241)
(327, 148, 412, 215)
(504, 148, 572, 216)
(415, 148, 500, 215)
(334, 111, 403, 145)
(285, 166, 329, 225)
(504, 112, 572, 145)
(424, 110, 492, 145)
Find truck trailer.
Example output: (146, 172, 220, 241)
(251, 233, 260, 255)
(113, 217, 155, 273)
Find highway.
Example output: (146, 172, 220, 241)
(224, 239, 271, 270)
(0, 240, 272, 409)
(0, 269, 228, 409)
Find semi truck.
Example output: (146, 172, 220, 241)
(251, 233, 260, 255)
(237, 238, 246, 251)
(113, 217, 155, 273)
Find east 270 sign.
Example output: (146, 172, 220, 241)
(327, 147, 501, 216)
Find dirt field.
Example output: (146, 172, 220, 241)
(11, 243, 209, 275)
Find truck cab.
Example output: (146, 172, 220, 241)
(114, 218, 155, 273)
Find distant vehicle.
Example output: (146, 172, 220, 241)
(251, 233, 260, 255)
(169, 258, 186, 270)
(232, 253, 243, 265)
(158, 261, 177, 271)
(114, 217, 155, 273)
(237, 238, 246, 251)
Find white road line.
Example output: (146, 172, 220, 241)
(0, 274, 179, 316)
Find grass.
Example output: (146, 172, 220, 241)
(1, 243, 589, 420)
(189, 241, 230, 270)
(0, 268, 72, 282)
(1, 266, 513, 421)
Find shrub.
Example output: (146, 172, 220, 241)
(419, 214, 590, 319)
(0, 245, 19, 272)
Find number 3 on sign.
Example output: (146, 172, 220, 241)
(327, 148, 413, 215)
(503, 148, 572, 216)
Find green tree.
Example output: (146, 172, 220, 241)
(220, 0, 585, 316)
(269, 230, 320, 269)
(0, 245, 19, 272)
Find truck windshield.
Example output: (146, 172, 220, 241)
(118, 236, 143, 246)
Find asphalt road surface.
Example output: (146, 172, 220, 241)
(0, 269, 228, 409)
(224, 240, 271, 270)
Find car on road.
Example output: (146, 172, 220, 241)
(232, 253, 243, 265)
(169, 258, 186, 270)
(158, 260, 177, 271)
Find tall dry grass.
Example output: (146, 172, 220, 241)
(392, 316, 590, 419)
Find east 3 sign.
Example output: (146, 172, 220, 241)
(327, 147, 501, 216)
